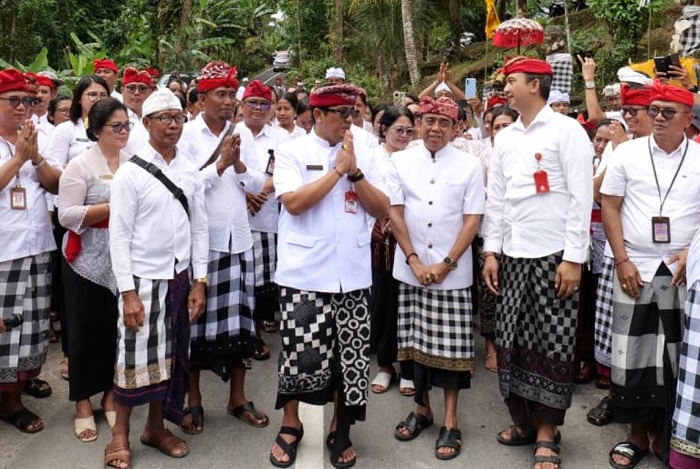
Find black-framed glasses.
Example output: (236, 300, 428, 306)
(245, 100, 271, 110)
(620, 106, 647, 117)
(124, 84, 150, 95)
(106, 121, 134, 133)
(0, 96, 35, 108)
(147, 114, 187, 124)
(84, 91, 109, 102)
(323, 107, 359, 119)
(391, 126, 415, 136)
(55, 107, 71, 115)
(647, 106, 690, 120)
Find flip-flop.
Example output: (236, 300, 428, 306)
(609, 441, 649, 469)
(75, 415, 98, 442)
(181, 406, 204, 434)
(228, 401, 269, 427)
(370, 371, 396, 394)
(395, 411, 434, 441)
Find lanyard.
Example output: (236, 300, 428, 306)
(0, 135, 21, 185)
(648, 137, 688, 216)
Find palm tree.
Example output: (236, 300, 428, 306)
(403, 0, 420, 86)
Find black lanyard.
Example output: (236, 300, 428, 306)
(648, 137, 688, 216)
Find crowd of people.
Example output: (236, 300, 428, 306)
(1, 52, 700, 469)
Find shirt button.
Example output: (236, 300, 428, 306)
(428, 244, 433, 249)
(428, 201, 433, 205)
(430, 179, 435, 184)
(428, 223, 432, 227)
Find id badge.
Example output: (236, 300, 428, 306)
(652, 216, 671, 243)
(265, 154, 275, 176)
(10, 185, 26, 210)
(345, 190, 358, 214)
(533, 170, 550, 194)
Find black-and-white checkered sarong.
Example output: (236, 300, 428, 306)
(190, 250, 255, 362)
(252, 231, 276, 288)
(594, 256, 614, 367)
(277, 287, 370, 407)
(115, 277, 170, 389)
(680, 6, 700, 57)
(611, 263, 684, 406)
(397, 283, 474, 372)
(672, 280, 700, 458)
(547, 53, 573, 94)
(497, 253, 578, 409)
(0, 253, 51, 383)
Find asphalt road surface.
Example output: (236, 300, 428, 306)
(1, 328, 667, 469)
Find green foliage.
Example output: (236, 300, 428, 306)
(588, 0, 671, 45)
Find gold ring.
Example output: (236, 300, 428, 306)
(621, 283, 627, 288)
(425, 275, 432, 282)
(342, 144, 347, 150)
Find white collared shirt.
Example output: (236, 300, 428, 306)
(123, 107, 149, 156)
(601, 135, 700, 282)
(109, 144, 208, 292)
(482, 105, 593, 262)
(180, 114, 265, 254)
(351, 124, 379, 149)
(111, 90, 123, 103)
(31, 113, 55, 146)
(273, 130, 386, 293)
(388, 143, 485, 289)
(236, 122, 289, 233)
(0, 138, 59, 262)
(46, 120, 94, 166)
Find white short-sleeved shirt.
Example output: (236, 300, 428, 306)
(46, 121, 93, 166)
(273, 130, 386, 293)
(600, 135, 700, 282)
(482, 106, 593, 262)
(123, 108, 149, 156)
(388, 143, 485, 289)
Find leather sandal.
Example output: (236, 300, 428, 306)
(497, 425, 561, 447)
(140, 428, 189, 458)
(181, 406, 204, 434)
(395, 411, 433, 441)
(269, 425, 304, 468)
(587, 396, 613, 426)
(104, 433, 130, 469)
(435, 426, 462, 460)
(228, 401, 269, 427)
(532, 440, 561, 469)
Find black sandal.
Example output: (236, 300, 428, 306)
(262, 320, 279, 333)
(253, 338, 271, 361)
(497, 425, 561, 447)
(587, 396, 613, 426)
(23, 378, 52, 398)
(533, 440, 561, 469)
(181, 406, 204, 434)
(269, 425, 304, 468)
(608, 441, 649, 469)
(228, 401, 269, 427)
(1, 407, 44, 433)
(327, 432, 356, 469)
(435, 426, 462, 461)
(394, 411, 434, 441)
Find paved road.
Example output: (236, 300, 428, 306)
(1, 330, 667, 469)
(252, 68, 284, 87)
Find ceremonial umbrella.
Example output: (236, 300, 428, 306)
(492, 17, 545, 54)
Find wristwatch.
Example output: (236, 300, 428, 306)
(443, 257, 458, 271)
(348, 168, 365, 183)
(584, 81, 596, 90)
(194, 277, 208, 286)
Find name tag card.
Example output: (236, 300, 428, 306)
(652, 216, 670, 243)
(10, 185, 26, 210)
(533, 170, 550, 194)
(345, 190, 358, 214)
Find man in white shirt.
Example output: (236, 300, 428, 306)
(389, 96, 484, 460)
(31, 73, 58, 140)
(238, 80, 288, 358)
(178, 61, 270, 434)
(482, 57, 593, 469)
(93, 58, 122, 102)
(106, 89, 208, 468)
(268, 84, 388, 468)
(325, 67, 346, 85)
(601, 83, 700, 467)
(0, 68, 61, 435)
(121, 68, 152, 156)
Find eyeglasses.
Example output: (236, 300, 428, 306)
(147, 114, 187, 124)
(55, 107, 70, 115)
(0, 96, 35, 108)
(324, 107, 359, 119)
(124, 84, 150, 95)
(391, 126, 415, 136)
(620, 107, 647, 117)
(106, 121, 134, 133)
(84, 91, 109, 102)
(245, 100, 271, 110)
(647, 106, 690, 120)
(422, 116, 453, 129)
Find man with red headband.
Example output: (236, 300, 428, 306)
(588, 83, 654, 431)
(269, 83, 388, 468)
(237, 79, 288, 362)
(121, 67, 152, 155)
(389, 96, 484, 461)
(30, 73, 58, 139)
(601, 82, 700, 468)
(0, 68, 62, 434)
(178, 62, 271, 435)
(481, 56, 593, 469)
(93, 58, 121, 101)
(146, 67, 160, 92)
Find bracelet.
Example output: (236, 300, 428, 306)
(405, 252, 418, 265)
(333, 167, 343, 177)
(348, 168, 364, 183)
(32, 157, 46, 169)
(615, 257, 629, 266)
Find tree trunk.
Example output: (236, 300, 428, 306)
(402, 0, 420, 87)
(175, 0, 193, 60)
(449, 0, 462, 52)
(332, 0, 344, 62)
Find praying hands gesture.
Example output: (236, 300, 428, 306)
(216, 134, 244, 175)
(15, 120, 40, 165)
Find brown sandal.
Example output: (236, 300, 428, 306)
(140, 428, 189, 458)
(104, 434, 131, 468)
